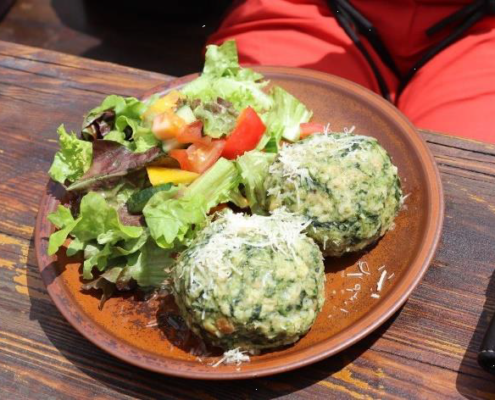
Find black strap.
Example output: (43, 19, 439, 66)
(328, 0, 393, 101)
(327, 0, 495, 102)
(334, 0, 402, 78)
(426, 0, 485, 36)
(396, 0, 492, 98)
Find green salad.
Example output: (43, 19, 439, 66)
(47, 40, 315, 307)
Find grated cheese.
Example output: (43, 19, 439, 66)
(401, 193, 411, 208)
(343, 125, 356, 134)
(211, 348, 250, 367)
(371, 293, 380, 299)
(323, 235, 329, 250)
(387, 273, 395, 280)
(358, 261, 371, 275)
(346, 284, 361, 292)
(377, 270, 387, 292)
(183, 208, 312, 295)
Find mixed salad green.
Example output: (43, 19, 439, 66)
(47, 40, 322, 306)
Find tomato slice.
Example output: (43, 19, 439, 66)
(222, 107, 266, 160)
(186, 140, 225, 173)
(169, 149, 194, 172)
(176, 121, 211, 145)
(170, 140, 225, 174)
(300, 122, 326, 139)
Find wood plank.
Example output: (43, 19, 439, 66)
(0, 41, 495, 399)
(0, 39, 167, 95)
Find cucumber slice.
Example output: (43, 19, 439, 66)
(126, 183, 174, 214)
(176, 105, 196, 124)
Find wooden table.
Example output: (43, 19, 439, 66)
(1, 39, 494, 399)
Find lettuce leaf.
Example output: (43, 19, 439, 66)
(81, 230, 152, 281)
(81, 267, 121, 309)
(72, 192, 143, 245)
(114, 114, 159, 152)
(192, 99, 238, 138)
(84, 95, 146, 127)
(101, 130, 129, 147)
(257, 86, 312, 153)
(66, 237, 84, 257)
(47, 192, 143, 255)
(112, 232, 150, 256)
(184, 76, 273, 115)
(83, 243, 113, 278)
(48, 125, 93, 184)
(83, 95, 159, 153)
(93, 172, 148, 211)
(143, 193, 207, 249)
(183, 157, 242, 210)
(202, 40, 240, 78)
(235, 150, 276, 214)
(94, 233, 173, 287)
(133, 126, 160, 153)
(48, 191, 158, 282)
(126, 239, 174, 287)
(182, 41, 273, 116)
(81, 235, 174, 308)
(47, 205, 81, 255)
(143, 158, 241, 248)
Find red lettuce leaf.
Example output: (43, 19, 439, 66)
(67, 140, 178, 191)
(82, 110, 116, 141)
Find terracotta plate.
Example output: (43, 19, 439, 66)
(35, 67, 444, 380)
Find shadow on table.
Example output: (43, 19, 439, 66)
(456, 268, 495, 399)
(50, 0, 230, 76)
(27, 234, 400, 399)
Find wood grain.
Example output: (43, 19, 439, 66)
(0, 40, 495, 399)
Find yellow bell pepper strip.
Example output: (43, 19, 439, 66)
(142, 90, 184, 121)
(147, 167, 199, 186)
(152, 110, 187, 140)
